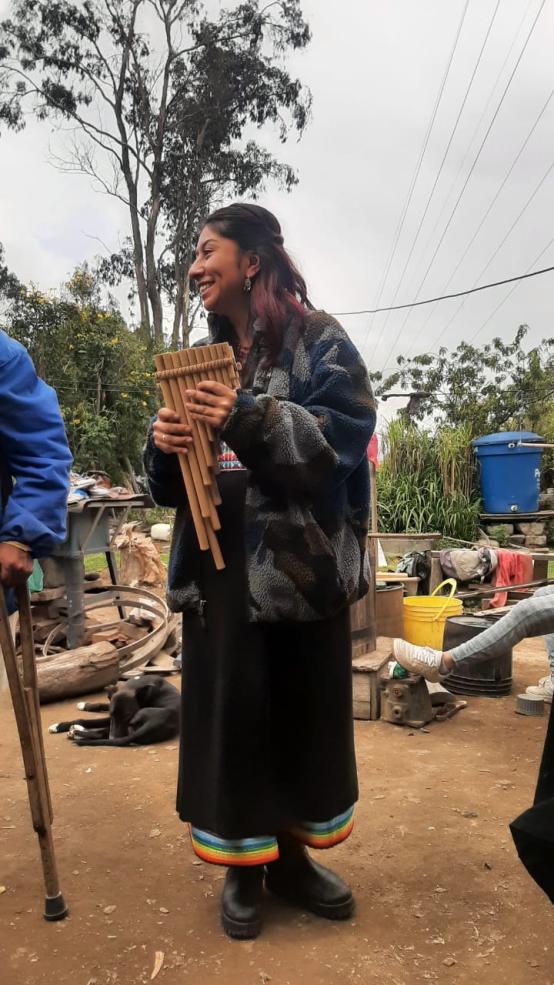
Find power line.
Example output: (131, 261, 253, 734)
(364, 0, 471, 366)
(51, 383, 157, 394)
(397, 0, 538, 322)
(366, 0, 501, 362)
(377, 0, 547, 371)
(331, 262, 554, 316)
(405, 85, 554, 356)
(418, 159, 554, 349)
(467, 236, 554, 344)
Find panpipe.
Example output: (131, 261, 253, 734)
(154, 342, 240, 570)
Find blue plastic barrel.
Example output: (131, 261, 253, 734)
(471, 431, 543, 514)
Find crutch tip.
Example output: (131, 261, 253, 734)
(43, 893, 68, 921)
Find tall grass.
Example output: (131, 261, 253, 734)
(376, 420, 481, 541)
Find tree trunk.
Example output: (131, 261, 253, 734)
(111, 5, 152, 343)
(128, 194, 151, 342)
(145, 193, 164, 344)
(121, 454, 140, 493)
(36, 642, 119, 703)
(181, 276, 191, 348)
(171, 258, 186, 349)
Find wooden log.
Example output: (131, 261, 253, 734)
(90, 629, 121, 644)
(36, 642, 119, 704)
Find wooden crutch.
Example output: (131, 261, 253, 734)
(0, 583, 68, 921)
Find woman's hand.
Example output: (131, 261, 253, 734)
(152, 407, 193, 455)
(185, 381, 237, 430)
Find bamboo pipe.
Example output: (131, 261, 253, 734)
(176, 346, 222, 505)
(154, 343, 239, 571)
(181, 347, 216, 464)
(154, 353, 210, 551)
(166, 352, 221, 533)
(168, 350, 212, 488)
(166, 351, 220, 529)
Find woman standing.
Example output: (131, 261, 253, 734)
(145, 203, 376, 939)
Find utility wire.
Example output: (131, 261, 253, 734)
(406, 85, 554, 356)
(396, 0, 537, 320)
(467, 236, 554, 344)
(417, 159, 554, 349)
(377, 0, 547, 372)
(331, 262, 554, 316)
(364, 0, 471, 366)
(366, 0, 501, 363)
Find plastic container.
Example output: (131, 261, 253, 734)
(403, 579, 463, 650)
(150, 522, 171, 541)
(472, 431, 543, 514)
(443, 615, 512, 697)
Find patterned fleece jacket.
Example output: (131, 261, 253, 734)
(144, 310, 376, 623)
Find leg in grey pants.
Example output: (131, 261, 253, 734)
(450, 585, 554, 675)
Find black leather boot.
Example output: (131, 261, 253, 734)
(221, 865, 265, 939)
(265, 834, 354, 920)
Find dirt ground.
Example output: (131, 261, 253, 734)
(1, 638, 553, 985)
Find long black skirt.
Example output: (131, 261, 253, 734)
(176, 471, 358, 865)
(511, 700, 554, 904)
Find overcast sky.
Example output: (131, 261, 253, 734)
(1, 0, 553, 427)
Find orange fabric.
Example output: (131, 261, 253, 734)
(489, 549, 534, 608)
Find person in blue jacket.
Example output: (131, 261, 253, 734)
(0, 330, 72, 590)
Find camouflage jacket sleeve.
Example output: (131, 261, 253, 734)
(222, 333, 376, 498)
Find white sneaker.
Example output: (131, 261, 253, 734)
(526, 676, 554, 703)
(392, 639, 444, 683)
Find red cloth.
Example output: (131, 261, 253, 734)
(367, 433, 379, 469)
(489, 549, 534, 608)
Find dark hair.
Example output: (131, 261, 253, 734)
(202, 202, 312, 361)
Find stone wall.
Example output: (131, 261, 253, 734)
(481, 519, 549, 549)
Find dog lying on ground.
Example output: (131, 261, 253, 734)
(49, 674, 180, 746)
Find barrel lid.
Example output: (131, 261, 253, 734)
(471, 430, 543, 448)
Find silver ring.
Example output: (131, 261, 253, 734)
(162, 433, 168, 442)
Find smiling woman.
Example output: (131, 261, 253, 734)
(144, 202, 376, 940)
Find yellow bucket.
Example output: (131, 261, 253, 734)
(402, 579, 462, 650)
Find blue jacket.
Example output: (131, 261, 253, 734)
(0, 331, 72, 556)
(145, 311, 376, 622)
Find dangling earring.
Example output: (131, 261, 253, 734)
(243, 276, 252, 293)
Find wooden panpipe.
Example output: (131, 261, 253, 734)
(154, 342, 240, 570)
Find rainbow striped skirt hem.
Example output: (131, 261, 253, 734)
(290, 807, 355, 849)
(190, 828, 279, 866)
(190, 807, 355, 865)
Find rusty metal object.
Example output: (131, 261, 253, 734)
(380, 675, 433, 728)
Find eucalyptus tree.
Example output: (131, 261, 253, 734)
(0, 0, 311, 344)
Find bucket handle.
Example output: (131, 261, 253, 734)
(429, 578, 458, 622)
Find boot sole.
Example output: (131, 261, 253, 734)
(266, 881, 354, 920)
(221, 907, 262, 940)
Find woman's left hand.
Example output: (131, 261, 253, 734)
(184, 380, 238, 430)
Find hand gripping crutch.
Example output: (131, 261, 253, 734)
(0, 583, 68, 921)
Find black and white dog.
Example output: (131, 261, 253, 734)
(49, 675, 180, 747)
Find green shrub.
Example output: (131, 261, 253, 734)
(376, 420, 481, 541)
